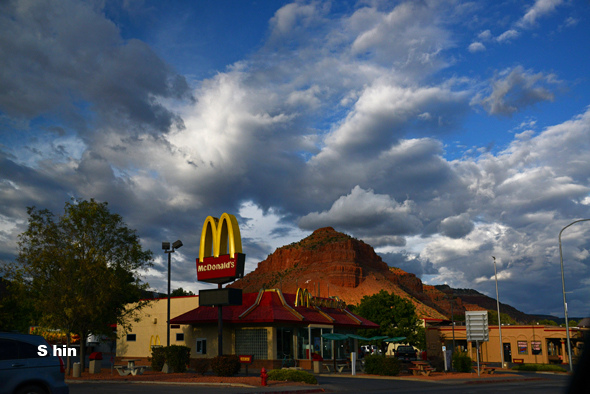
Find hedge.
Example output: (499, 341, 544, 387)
(363, 354, 401, 376)
(150, 345, 191, 373)
(267, 369, 318, 384)
(210, 355, 241, 376)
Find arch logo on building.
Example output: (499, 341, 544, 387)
(295, 287, 346, 309)
(197, 213, 245, 284)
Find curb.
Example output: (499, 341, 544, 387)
(66, 380, 255, 388)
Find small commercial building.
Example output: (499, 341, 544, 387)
(117, 289, 378, 370)
(426, 321, 584, 366)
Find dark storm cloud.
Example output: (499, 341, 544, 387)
(0, 0, 191, 134)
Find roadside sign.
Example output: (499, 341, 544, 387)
(465, 311, 489, 342)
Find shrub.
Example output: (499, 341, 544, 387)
(452, 351, 472, 372)
(150, 345, 191, 373)
(364, 354, 400, 376)
(150, 346, 166, 371)
(191, 358, 210, 375)
(165, 345, 191, 373)
(210, 355, 241, 376)
(267, 369, 318, 384)
(512, 363, 567, 372)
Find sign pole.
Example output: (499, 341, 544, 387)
(476, 340, 480, 376)
(218, 283, 223, 357)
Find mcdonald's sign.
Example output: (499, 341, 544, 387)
(196, 213, 245, 284)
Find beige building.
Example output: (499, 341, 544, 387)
(426, 322, 584, 366)
(116, 296, 198, 359)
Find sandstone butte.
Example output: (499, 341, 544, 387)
(229, 227, 486, 320)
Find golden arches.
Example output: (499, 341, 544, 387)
(149, 334, 161, 353)
(199, 213, 243, 263)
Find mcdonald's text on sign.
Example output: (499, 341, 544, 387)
(197, 213, 245, 284)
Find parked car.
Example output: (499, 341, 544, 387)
(0, 332, 69, 394)
(395, 345, 418, 361)
(361, 345, 381, 355)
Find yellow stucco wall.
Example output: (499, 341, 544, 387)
(116, 296, 199, 358)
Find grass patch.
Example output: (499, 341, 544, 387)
(511, 363, 567, 372)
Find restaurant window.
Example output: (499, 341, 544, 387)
(126, 334, 136, 342)
(532, 341, 542, 355)
(517, 341, 528, 354)
(195, 338, 207, 354)
(236, 329, 268, 360)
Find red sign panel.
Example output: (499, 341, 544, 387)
(196, 253, 245, 284)
(239, 355, 253, 364)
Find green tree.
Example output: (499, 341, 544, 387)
(354, 290, 425, 350)
(171, 287, 195, 297)
(4, 199, 153, 372)
(487, 310, 517, 325)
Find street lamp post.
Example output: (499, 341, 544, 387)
(493, 256, 504, 368)
(163, 240, 183, 347)
(559, 219, 590, 372)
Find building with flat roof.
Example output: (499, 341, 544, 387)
(426, 320, 584, 366)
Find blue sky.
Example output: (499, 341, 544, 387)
(1, 0, 590, 319)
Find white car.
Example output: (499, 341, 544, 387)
(361, 345, 381, 355)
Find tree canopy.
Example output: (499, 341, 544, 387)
(352, 290, 425, 349)
(4, 199, 153, 370)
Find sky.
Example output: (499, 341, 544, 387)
(1, 0, 590, 319)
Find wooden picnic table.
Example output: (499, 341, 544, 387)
(408, 360, 434, 376)
(480, 364, 496, 374)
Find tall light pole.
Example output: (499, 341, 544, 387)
(163, 240, 183, 347)
(559, 219, 590, 372)
(493, 256, 504, 368)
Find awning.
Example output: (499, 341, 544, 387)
(321, 333, 349, 341)
(383, 336, 406, 343)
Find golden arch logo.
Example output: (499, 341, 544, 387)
(196, 213, 245, 284)
(295, 287, 346, 309)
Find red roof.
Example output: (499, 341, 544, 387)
(170, 290, 378, 329)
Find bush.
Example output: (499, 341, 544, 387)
(452, 351, 472, 372)
(364, 354, 401, 376)
(210, 355, 241, 376)
(191, 358, 210, 375)
(267, 369, 317, 384)
(512, 363, 567, 372)
(165, 345, 191, 373)
(150, 345, 191, 373)
(150, 346, 166, 371)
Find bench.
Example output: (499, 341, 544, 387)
(408, 366, 434, 376)
(481, 365, 496, 374)
(114, 365, 146, 376)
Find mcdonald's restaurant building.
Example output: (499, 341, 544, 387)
(425, 320, 585, 366)
(117, 288, 378, 370)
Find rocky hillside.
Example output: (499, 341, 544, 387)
(229, 227, 533, 322)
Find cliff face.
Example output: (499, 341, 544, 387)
(229, 227, 532, 322)
(229, 227, 449, 319)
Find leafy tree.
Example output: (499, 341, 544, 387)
(0, 277, 40, 333)
(487, 310, 517, 325)
(4, 199, 153, 372)
(171, 287, 195, 296)
(354, 290, 425, 351)
(537, 319, 558, 326)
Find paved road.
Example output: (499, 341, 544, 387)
(68, 373, 570, 394)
